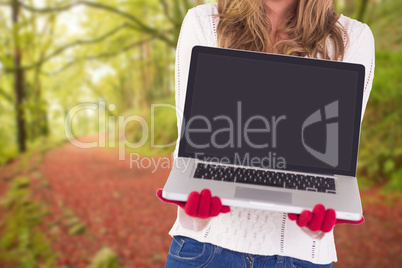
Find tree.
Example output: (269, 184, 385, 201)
(17, 0, 207, 49)
(0, 0, 207, 154)
(356, 0, 370, 22)
(10, 0, 27, 152)
(0, 0, 146, 152)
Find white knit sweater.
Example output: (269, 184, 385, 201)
(169, 3, 375, 265)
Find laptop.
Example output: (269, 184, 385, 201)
(162, 45, 365, 220)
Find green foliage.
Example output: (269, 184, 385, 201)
(0, 144, 18, 165)
(369, 50, 402, 104)
(0, 177, 57, 268)
(0, 0, 400, 192)
(125, 96, 178, 156)
(368, 0, 402, 51)
(357, 50, 402, 190)
(88, 248, 120, 268)
(0, 79, 18, 164)
(63, 209, 87, 236)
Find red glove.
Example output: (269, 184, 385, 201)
(288, 204, 364, 233)
(156, 188, 230, 219)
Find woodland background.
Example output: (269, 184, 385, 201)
(0, 0, 401, 267)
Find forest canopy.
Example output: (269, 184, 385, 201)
(0, 0, 400, 189)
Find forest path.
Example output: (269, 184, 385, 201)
(38, 141, 176, 267)
(2, 140, 400, 267)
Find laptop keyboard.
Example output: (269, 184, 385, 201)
(193, 163, 336, 194)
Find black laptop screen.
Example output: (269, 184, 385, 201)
(178, 46, 365, 176)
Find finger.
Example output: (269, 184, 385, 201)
(185, 191, 200, 217)
(336, 216, 365, 225)
(288, 213, 298, 221)
(156, 188, 163, 197)
(156, 189, 186, 208)
(210, 196, 223, 217)
(308, 204, 326, 232)
(198, 189, 212, 218)
(296, 210, 312, 227)
(221, 205, 231, 213)
(321, 209, 336, 233)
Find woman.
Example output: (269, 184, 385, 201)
(158, 0, 374, 267)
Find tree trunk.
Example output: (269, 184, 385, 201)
(12, 0, 27, 153)
(34, 76, 49, 137)
(138, 39, 151, 109)
(144, 40, 151, 105)
(165, 45, 170, 97)
(357, 0, 369, 22)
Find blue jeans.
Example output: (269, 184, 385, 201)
(165, 236, 333, 268)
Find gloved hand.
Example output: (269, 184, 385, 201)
(156, 188, 231, 219)
(288, 204, 364, 233)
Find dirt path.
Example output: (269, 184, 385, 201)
(6, 141, 400, 267)
(39, 142, 177, 267)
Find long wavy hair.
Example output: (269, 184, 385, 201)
(217, 0, 347, 60)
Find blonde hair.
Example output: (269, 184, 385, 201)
(217, 0, 347, 60)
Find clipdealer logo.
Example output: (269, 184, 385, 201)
(302, 100, 339, 167)
(64, 99, 341, 170)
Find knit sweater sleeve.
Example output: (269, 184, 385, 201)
(342, 22, 375, 121)
(172, 5, 218, 230)
(172, 5, 217, 160)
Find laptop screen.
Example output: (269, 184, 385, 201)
(178, 46, 365, 176)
